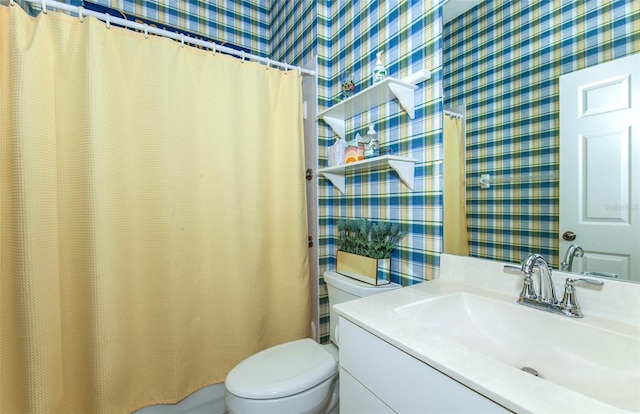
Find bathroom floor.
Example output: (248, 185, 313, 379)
(133, 384, 226, 414)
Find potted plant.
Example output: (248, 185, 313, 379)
(336, 218, 405, 285)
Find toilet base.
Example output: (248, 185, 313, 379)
(324, 377, 339, 414)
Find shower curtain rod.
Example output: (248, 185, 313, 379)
(444, 109, 463, 119)
(14, 0, 316, 77)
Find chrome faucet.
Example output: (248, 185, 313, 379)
(522, 253, 556, 304)
(560, 244, 584, 272)
(505, 253, 604, 318)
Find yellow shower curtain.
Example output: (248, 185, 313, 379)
(0, 5, 310, 413)
(443, 114, 470, 256)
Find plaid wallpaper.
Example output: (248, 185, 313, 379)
(317, 0, 444, 342)
(92, 0, 270, 56)
(444, 0, 640, 268)
(269, 0, 316, 66)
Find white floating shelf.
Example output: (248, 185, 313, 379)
(317, 70, 430, 139)
(318, 155, 417, 194)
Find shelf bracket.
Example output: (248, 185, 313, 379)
(321, 115, 346, 139)
(388, 83, 416, 119)
(401, 69, 431, 85)
(388, 159, 416, 190)
(320, 171, 346, 194)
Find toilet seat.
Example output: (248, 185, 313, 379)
(225, 338, 337, 400)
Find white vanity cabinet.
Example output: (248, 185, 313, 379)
(340, 368, 395, 413)
(338, 317, 508, 413)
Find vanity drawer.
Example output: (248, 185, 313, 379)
(339, 317, 507, 413)
(340, 367, 395, 413)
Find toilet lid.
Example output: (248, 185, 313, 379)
(225, 338, 337, 399)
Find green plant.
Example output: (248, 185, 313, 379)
(336, 218, 405, 259)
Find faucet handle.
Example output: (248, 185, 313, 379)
(566, 277, 605, 288)
(560, 278, 604, 318)
(503, 264, 523, 273)
(582, 271, 618, 279)
(504, 264, 539, 302)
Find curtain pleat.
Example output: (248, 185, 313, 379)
(0, 5, 310, 413)
(443, 115, 470, 256)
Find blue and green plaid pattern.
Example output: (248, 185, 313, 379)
(316, 0, 444, 342)
(444, 0, 640, 268)
(94, 0, 270, 56)
(270, 0, 317, 66)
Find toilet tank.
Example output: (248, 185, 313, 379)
(324, 270, 401, 345)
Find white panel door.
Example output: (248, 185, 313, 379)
(559, 53, 640, 281)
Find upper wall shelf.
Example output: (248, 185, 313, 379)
(317, 70, 431, 139)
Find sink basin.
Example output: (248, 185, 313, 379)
(394, 292, 640, 412)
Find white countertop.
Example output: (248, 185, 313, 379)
(333, 254, 640, 413)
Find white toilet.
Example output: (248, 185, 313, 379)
(224, 270, 401, 414)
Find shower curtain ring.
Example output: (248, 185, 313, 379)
(211, 43, 216, 55)
(180, 34, 185, 47)
(10, 0, 15, 6)
(78, 6, 84, 22)
(266, 58, 270, 70)
(41, 0, 47, 14)
(241, 51, 246, 62)
(284, 62, 288, 73)
(105, 13, 111, 29)
(144, 24, 149, 39)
